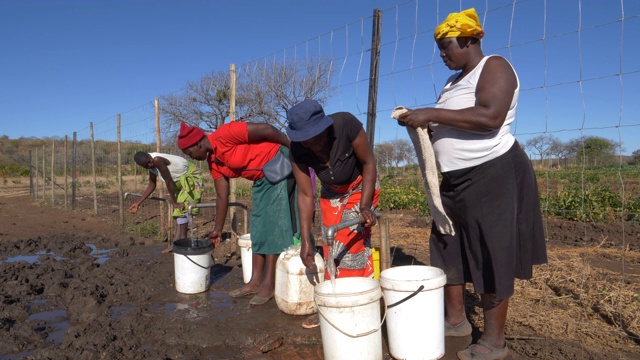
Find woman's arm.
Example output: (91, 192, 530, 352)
(398, 56, 517, 131)
(207, 176, 230, 247)
(351, 128, 378, 227)
(246, 123, 291, 147)
(129, 172, 157, 213)
(292, 161, 316, 270)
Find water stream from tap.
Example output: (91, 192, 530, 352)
(327, 246, 337, 293)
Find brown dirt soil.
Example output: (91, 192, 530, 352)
(1, 181, 639, 359)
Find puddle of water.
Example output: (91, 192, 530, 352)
(0, 350, 34, 360)
(167, 292, 211, 319)
(162, 290, 234, 320)
(1, 254, 40, 264)
(28, 309, 70, 344)
(85, 243, 116, 264)
(111, 306, 136, 319)
(0, 250, 65, 265)
(209, 291, 233, 308)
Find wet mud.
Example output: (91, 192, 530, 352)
(1, 193, 639, 359)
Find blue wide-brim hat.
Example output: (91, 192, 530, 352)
(286, 99, 334, 142)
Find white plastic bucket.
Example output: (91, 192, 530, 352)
(379, 265, 447, 360)
(314, 277, 383, 360)
(275, 246, 325, 315)
(237, 234, 252, 284)
(172, 238, 214, 294)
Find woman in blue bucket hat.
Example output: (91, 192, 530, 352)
(286, 99, 380, 328)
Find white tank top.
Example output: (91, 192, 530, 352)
(430, 55, 518, 172)
(148, 152, 189, 182)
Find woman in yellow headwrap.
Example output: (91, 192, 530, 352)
(396, 8, 547, 360)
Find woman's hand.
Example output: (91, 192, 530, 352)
(206, 230, 222, 247)
(359, 207, 377, 227)
(397, 108, 431, 129)
(300, 240, 316, 270)
(129, 203, 140, 214)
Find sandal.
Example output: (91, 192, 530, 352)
(457, 339, 509, 360)
(249, 294, 273, 306)
(228, 288, 258, 298)
(445, 318, 472, 337)
(302, 313, 320, 329)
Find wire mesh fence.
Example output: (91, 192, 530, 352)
(22, 1, 640, 351)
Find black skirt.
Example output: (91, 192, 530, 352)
(430, 141, 547, 299)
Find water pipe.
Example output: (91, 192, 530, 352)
(124, 192, 168, 203)
(187, 202, 249, 239)
(324, 211, 381, 247)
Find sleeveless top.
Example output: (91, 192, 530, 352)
(148, 152, 189, 182)
(430, 55, 518, 172)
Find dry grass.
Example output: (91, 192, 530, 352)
(380, 210, 640, 352)
(506, 247, 640, 350)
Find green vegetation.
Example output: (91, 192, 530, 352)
(537, 167, 640, 222)
(2, 134, 640, 225)
(0, 163, 29, 177)
(377, 174, 430, 217)
(126, 220, 163, 240)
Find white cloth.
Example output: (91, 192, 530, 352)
(391, 107, 455, 236)
(148, 152, 189, 182)
(430, 55, 518, 172)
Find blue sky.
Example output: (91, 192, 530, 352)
(2, 0, 639, 155)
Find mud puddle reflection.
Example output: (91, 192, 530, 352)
(85, 243, 116, 264)
(0, 250, 65, 265)
(28, 309, 70, 344)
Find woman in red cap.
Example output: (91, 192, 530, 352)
(177, 120, 297, 306)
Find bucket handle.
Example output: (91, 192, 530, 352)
(315, 291, 388, 339)
(386, 285, 425, 309)
(181, 253, 216, 270)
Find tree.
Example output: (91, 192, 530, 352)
(629, 149, 640, 166)
(525, 134, 554, 166)
(159, 57, 335, 136)
(389, 139, 415, 169)
(374, 143, 394, 175)
(160, 71, 231, 133)
(238, 56, 335, 130)
(574, 136, 618, 166)
(547, 136, 568, 168)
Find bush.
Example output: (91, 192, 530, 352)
(127, 221, 161, 239)
(0, 163, 30, 177)
(378, 176, 430, 217)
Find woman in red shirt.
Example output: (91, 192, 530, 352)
(177, 120, 296, 306)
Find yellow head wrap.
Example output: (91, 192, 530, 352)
(434, 8, 485, 40)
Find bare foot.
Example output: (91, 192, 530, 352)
(161, 247, 173, 254)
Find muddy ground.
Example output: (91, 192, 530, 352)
(1, 182, 639, 360)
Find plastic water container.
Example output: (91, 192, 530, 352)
(275, 245, 325, 315)
(237, 234, 252, 283)
(315, 277, 383, 360)
(372, 247, 380, 280)
(379, 265, 447, 360)
(172, 238, 213, 294)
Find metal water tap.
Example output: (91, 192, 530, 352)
(324, 211, 381, 247)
